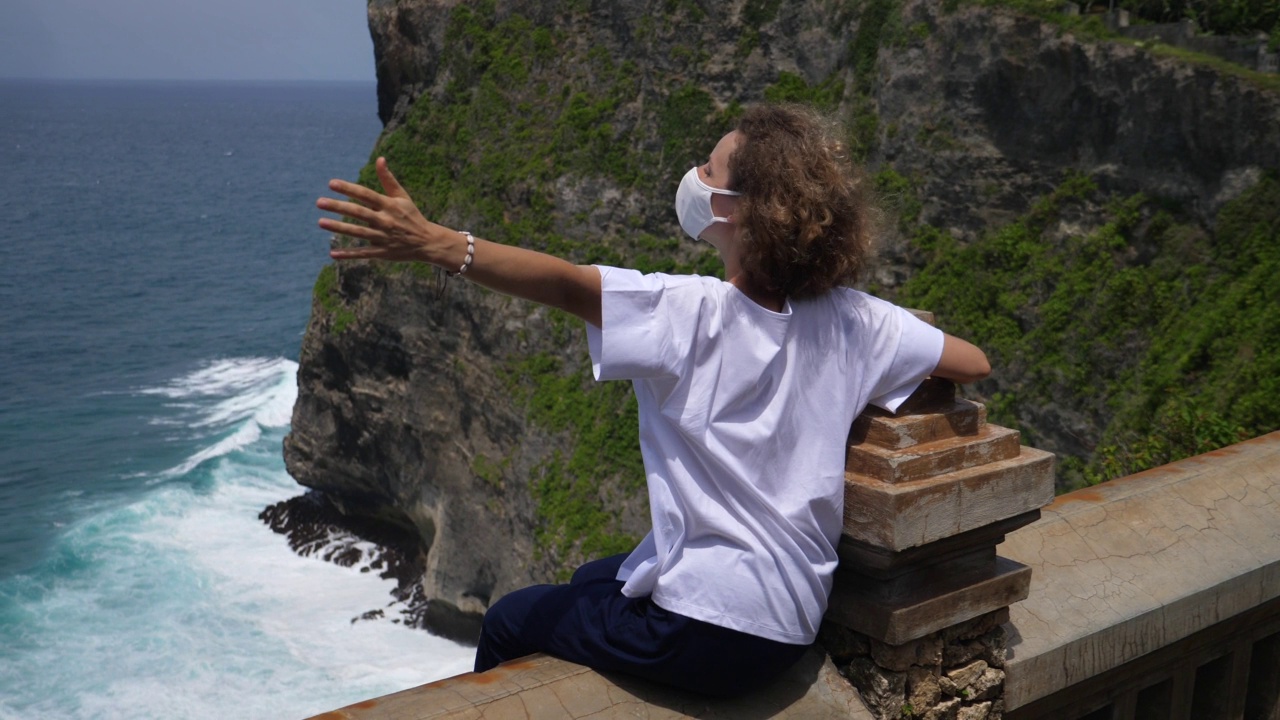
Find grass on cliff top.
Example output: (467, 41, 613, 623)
(958, 0, 1280, 94)
(896, 172, 1280, 489)
(313, 264, 356, 335)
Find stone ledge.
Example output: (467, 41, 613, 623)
(828, 556, 1032, 645)
(843, 447, 1055, 550)
(307, 649, 874, 719)
(846, 425, 1022, 483)
(849, 399, 986, 450)
(1000, 430, 1280, 711)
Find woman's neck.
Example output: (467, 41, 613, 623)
(728, 273, 786, 313)
(717, 235, 786, 313)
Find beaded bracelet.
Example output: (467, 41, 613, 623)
(447, 231, 475, 277)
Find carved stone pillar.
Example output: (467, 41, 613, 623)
(822, 315, 1055, 720)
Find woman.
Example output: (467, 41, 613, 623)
(318, 104, 990, 697)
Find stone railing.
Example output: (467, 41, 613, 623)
(1000, 430, 1280, 719)
(305, 326, 1280, 719)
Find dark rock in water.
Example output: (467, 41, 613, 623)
(353, 609, 385, 624)
(260, 491, 483, 645)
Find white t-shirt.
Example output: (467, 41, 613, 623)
(585, 267, 944, 644)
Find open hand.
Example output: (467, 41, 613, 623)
(318, 157, 445, 263)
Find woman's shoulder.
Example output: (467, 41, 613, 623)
(597, 266, 728, 296)
(798, 285, 895, 315)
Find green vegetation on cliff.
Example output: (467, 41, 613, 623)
(313, 264, 355, 334)
(897, 173, 1280, 488)
(971, 0, 1279, 37)
(505, 348, 646, 575)
(358, 0, 738, 239)
(960, 0, 1280, 92)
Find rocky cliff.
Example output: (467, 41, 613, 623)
(280, 0, 1280, 639)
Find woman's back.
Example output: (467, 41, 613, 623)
(588, 267, 944, 644)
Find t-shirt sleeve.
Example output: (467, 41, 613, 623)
(585, 266, 681, 381)
(866, 304, 946, 413)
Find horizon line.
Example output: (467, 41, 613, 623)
(0, 76, 377, 84)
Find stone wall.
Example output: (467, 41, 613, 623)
(821, 611, 1009, 720)
(1000, 430, 1280, 716)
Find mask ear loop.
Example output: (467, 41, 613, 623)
(692, 171, 742, 198)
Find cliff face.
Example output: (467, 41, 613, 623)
(283, 0, 1280, 637)
(872, 8, 1278, 242)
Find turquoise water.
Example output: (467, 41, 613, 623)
(0, 80, 473, 718)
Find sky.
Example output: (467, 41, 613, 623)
(0, 0, 375, 81)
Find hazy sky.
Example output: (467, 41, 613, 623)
(0, 0, 375, 81)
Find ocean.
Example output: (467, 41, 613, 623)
(0, 80, 474, 719)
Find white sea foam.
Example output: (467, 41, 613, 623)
(148, 358, 299, 479)
(0, 358, 474, 720)
(141, 357, 291, 400)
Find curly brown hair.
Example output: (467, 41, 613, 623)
(727, 104, 874, 300)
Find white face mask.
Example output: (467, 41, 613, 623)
(675, 166, 741, 241)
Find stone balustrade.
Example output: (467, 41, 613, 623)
(1001, 430, 1280, 719)
(304, 316, 1280, 720)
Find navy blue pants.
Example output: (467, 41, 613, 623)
(474, 553, 811, 697)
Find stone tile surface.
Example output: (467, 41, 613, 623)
(1000, 431, 1280, 711)
(308, 649, 873, 719)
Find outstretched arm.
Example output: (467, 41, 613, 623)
(318, 157, 603, 328)
(932, 334, 991, 384)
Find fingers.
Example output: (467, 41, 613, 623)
(376, 157, 410, 199)
(318, 217, 383, 241)
(328, 178, 384, 207)
(330, 246, 389, 260)
(316, 197, 378, 224)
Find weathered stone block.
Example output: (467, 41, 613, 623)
(1002, 431, 1280, 712)
(905, 309, 936, 326)
(944, 609, 1010, 643)
(840, 513, 1039, 577)
(844, 448, 1054, 551)
(923, 697, 963, 720)
(945, 626, 1007, 669)
(870, 633, 943, 672)
(846, 425, 1022, 483)
(850, 400, 985, 450)
(827, 557, 1032, 644)
(939, 675, 959, 696)
(843, 657, 906, 719)
(818, 621, 871, 662)
(943, 639, 984, 668)
(956, 701, 992, 720)
(907, 666, 942, 709)
(970, 668, 1004, 701)
(308, 650, 875, 719)
(981, 628, 1008, 669)
(946, 660, 989, 690)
